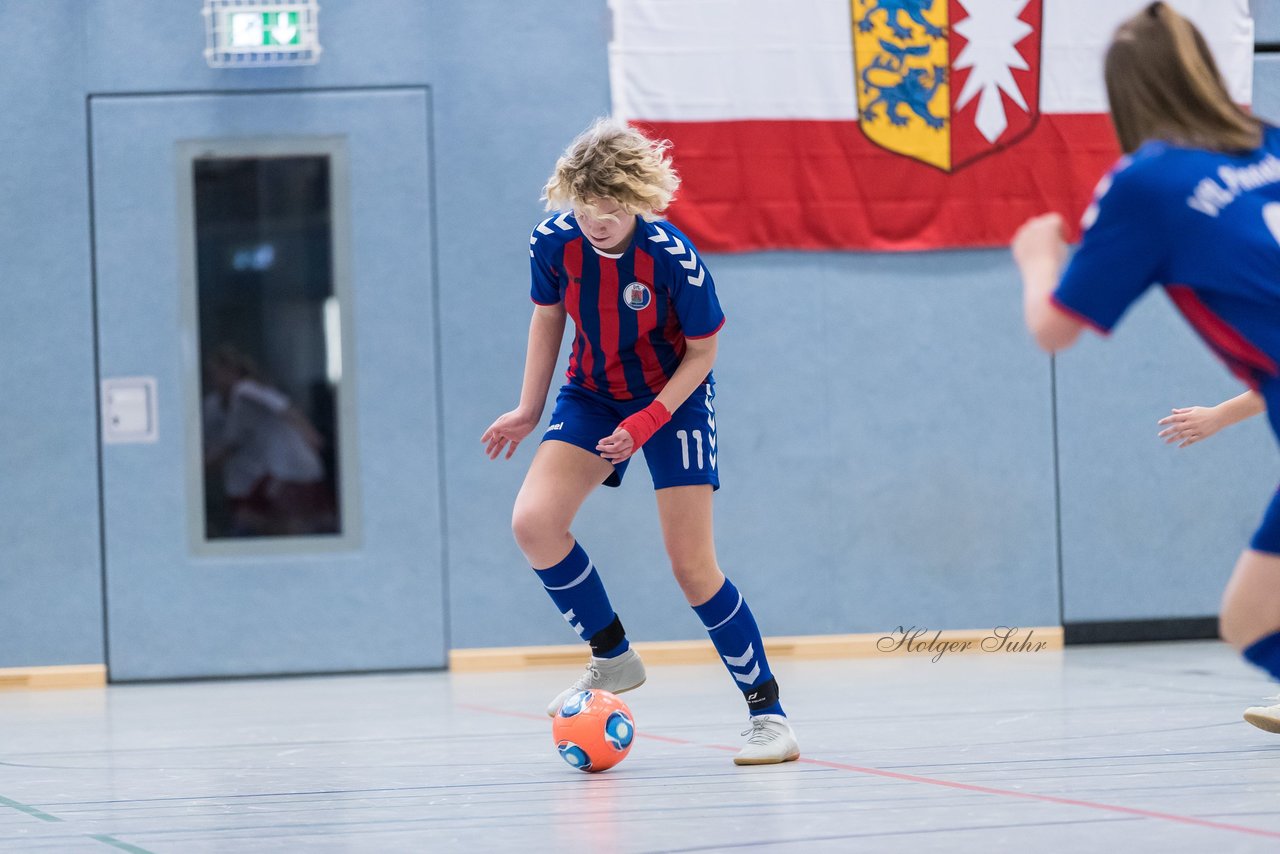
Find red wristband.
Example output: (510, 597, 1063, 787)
(617, 401, 672, 450)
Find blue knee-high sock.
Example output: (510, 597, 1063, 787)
(535, 542, 629, 659)
(1243, 631, 1280, 680)
(693, 577, 784, 717)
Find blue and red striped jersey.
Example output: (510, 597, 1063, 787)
(1055, 127, 1280, 392)
(529, 212, 725, 401)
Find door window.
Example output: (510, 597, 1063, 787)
(189, 152, 347, 542)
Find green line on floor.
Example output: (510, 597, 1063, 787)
(1, 792, 155, 853)
(0, 793, 61, 822)
(89, 834, 157, 854)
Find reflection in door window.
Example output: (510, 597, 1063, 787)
(194, 156, 342, 540)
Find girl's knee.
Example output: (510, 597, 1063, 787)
(669, 557, 723, 602)
(1220, 594, 1264, 650)
(512, 504, 552, 552)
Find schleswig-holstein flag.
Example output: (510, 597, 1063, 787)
(610, 0, 1253, 251)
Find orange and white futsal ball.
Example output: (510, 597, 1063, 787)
(551, 689, 635, 772)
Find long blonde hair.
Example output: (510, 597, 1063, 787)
(543, 118, 680, 221)
(1105, 2, 1261, 154)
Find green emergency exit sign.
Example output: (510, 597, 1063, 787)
(203, 1, 321, 67)
(230, 12, 301, 47)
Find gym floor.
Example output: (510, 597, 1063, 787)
(2, 641, 1278, 852)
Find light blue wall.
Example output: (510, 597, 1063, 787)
(1056, 301, 1277, 623)
(0, 2, 100, 667)
(450, 241, 1061, 648)
(1, 1, 1275, 669)
(429, 1, 625, 647)
(1253, 0, 1280, 44)
(1255, 55, 1280, 118)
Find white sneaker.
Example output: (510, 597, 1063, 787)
(734, 714, 800, 765)
(545, 648, 646, 717)
(1244, 697, 1280, 733)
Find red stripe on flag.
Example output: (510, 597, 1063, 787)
(597, 256, 628, 397)
(630, 248, 666, 393)
(1165, 285, 1278, 388)
(634, 114, 1119, 252)
(947, 0, 1043, 172)
(562, 240, 596, 392)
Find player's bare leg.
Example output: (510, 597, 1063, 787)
(514, 440, 646, 717)
(1220, 550, 1280, 732)
(656, 485, 799, 764)
(1219, 550, 1280, 649)
(512, 439, 612, 568)
(655, 484, 725, 605)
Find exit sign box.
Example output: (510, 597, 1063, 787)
(203, 1, 321, 67)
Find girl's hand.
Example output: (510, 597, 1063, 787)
(481, 408, 541, 460)
(1158, 406, 1226, 448)
(1012, 213, 1069, 274)
(595, 427, 635, 463)
(596, 401, 670, 463)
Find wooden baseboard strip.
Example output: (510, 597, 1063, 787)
(0, 665, 107, 691)
(450, 627, 1064, 672)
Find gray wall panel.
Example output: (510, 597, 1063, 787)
(0, 1, 102, 666)
(715, 250, 1061, 635)
(1056, 298, 1276, 623)
(1253, 0, 1280, 44)
(1254, 55, 1280, 120)
(430, 1, 629, 648)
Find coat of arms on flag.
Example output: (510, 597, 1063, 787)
(609, 0, 1253, 251)
(853, 0, 1042, 172)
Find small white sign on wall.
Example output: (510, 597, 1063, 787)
(203, 0, 321, 68)
(102, 377, 159, 444)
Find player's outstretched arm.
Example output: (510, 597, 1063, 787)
(1157, 390, 1266, 448)
(596, 334, 718, 463)
(1012, 213, 1084, 353)
(482, 303, 567, 460)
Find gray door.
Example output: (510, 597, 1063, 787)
(91, 89, 445, 680)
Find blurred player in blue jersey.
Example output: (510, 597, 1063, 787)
(482, 119, 799, 764)
(1012, 2, 1280, 732)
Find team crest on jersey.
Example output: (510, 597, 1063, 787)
(623, 282, 652, 311)
(852, 0, 1042, 172)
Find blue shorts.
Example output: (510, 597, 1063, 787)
(1250, 381, 1280, 554)
(541, 383, 719, 490)
(1253, 488, 1280, 555)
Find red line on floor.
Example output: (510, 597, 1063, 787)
(458, 702, 1280, 839)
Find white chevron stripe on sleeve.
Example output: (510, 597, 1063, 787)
(561, 609, 586, 637)
(722, 644, 755, 668)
